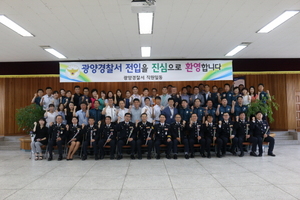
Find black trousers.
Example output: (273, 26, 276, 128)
(237, 136, 258, 153)
(98, 139, 116, 157)
(155, 140, 172, 155)
(82, 140, 98, 157)
(136, 139, 153, 157)
(117, 139, 136, 155)
(205, 137, 222, 155)
(48, 139, 64, 156)
(220, 136, 238, 154)
(189, 138, 205, 154)
(173, 138, 189, 154)
(256, 136, 275, 154)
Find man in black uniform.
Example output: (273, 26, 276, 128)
(98, 116, 117, 160)
(48, 115, 66, 161)
(136, 113, 154, 159)
(203, 115, 222, 158)
(235, 112, 258, 157)
(250, 111, 275, 157)
(116, 113, 136, 160)
(82, 117, 100, 160)
(188, 113, 206, 158)
(154, 114, 172, 159)
(171, 114, 189, 159)
(217, 112, 238, 156)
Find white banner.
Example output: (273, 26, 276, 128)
(59, 60, 233, 82)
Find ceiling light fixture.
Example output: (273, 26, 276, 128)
(257, 11, 299, 33)
(138, 13, 154, 34)
(0, 15, 34, 37)
(141, 47, 151, 57)
(41, 46, 67, 59)
(225, 42, 251, 57)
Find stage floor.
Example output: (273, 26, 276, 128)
(0, 145, 300, 200)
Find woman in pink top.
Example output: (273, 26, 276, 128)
(249, 86, 258, 102)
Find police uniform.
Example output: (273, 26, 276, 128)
(250, 119, 275, 156)
(82, 124, 99, 160)
(218, 105, 231, 121)
(136, 121, 154, 159)
(217, 120, 237, 156)
(67, 124, 83, 145)
(203, 122, 222, 158)
(235, 120, 258, 157)
(205, 107, 217, 123)
(193, 107, 205, 123)
(154, 123, 172, 159)
(98, 124, 117, 159)
(221, 91, 233, 106)
(171, 121, 189, 159)
(48, 123, 66, 161)
(116, 121, 136, 160)
(234, 104, 248, 117)
(178, 107, 192, 123)
(188, 121, 206, 157)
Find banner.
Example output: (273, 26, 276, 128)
(59, 60, 233, 82)
(233, 77, 245, 87)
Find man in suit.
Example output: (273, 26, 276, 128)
(81, 117, 100, 160)
(203, 115, 222, 158)
(188, 113, 206, 158)
(161, 98, 178, 125)
(235, 112, 258, 157)
(250, 111, 275, 157)
(171, 114, 188, 159)
(154, 114, 172, 159)
(98, 116, 117, 160)
(202, 84, 212, 106)
(136, 113, 154, 159)
(48, 115, 66, 161)
(190, 86, 205, 107)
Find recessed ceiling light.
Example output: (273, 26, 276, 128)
(257, 11, 299, 33)
(41, 46, 67, 59)
(225, 42, 251, 57)
(0, 15, 34, 37)
(138, 13, 154, 34)
(141, 47, 151, 57)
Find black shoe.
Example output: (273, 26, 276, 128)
(201, 153, 206, 158)
(239, 153, 244, 157)
(222, 151, 226, 156)
(95, 155, 99, 160)
(184, 154, 189, 159)
(82, 155, 87, 161)
(173, 154, 178, 159)
(258, 153, 262, 157)
(207, 154, 211, 158)
(100, 155, 104, 160)
(250, 152, 258, 157)
(190, 154, 195, 158)
(47, 156, 53, 161)
(117, 155, 122, 160)
(130, 154, 135, 160)
(231, 151, 237, 156)
(268, 153, 276, 157)
(138, 156, 142, 160)
(217, 153, 222, 158)
(147, 155, 151, 160)
(166, 154, 171, 159)
(58, 156, 63, 161)
(156, 154, 160, 160)
(110, 155, 115, 160)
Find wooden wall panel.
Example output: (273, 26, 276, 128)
(0, 79, 5, 136)
(286, 75, 300, 131)
(1, 74, 296, 135)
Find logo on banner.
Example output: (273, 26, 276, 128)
(66, 66, 80, 79)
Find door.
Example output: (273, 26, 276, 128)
(296, 90, 300, 132)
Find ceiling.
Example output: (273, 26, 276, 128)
(0, 0, 300, 62)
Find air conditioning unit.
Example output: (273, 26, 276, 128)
(131, 0, 156, 13)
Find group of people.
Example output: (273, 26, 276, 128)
(30, 83, 275, 161)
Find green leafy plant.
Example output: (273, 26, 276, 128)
(16, 104, 45, 134)
(247, 95, 279, 123)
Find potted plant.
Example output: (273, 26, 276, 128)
(16, 104, 45, 136)
(247, 96, 279, 123)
